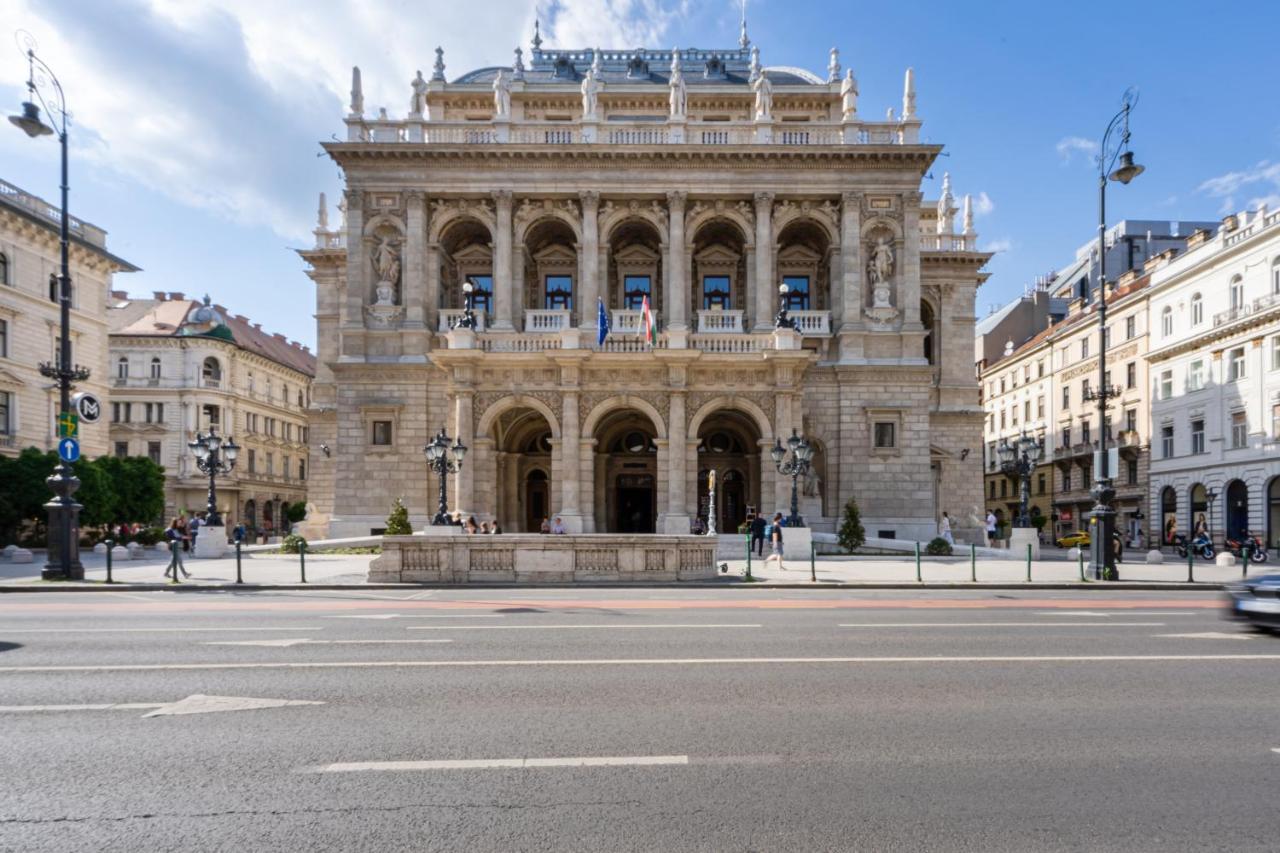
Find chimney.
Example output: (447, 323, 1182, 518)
(168, 291, 185, 301)
(1185, 227, 1212, 249)
(302, 346, 311, 353)
(1116, 268, 1140, 288)
(152, 291, 167, 301)
(110, 289, 128, 300)
(272, 333, 287, 342)
(253, 323, 262, 331)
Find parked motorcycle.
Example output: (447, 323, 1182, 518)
(1226, 531, 1268, 564)
(1172, 533, 1216, 560)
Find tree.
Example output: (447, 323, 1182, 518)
(109, 456, 166, 525)
(385, 497, 412, 535)
(72, 456, 116, 531)
(285, 501, 307, 524)
(838, 496, 866, 553)
(0, 448, 57, 543)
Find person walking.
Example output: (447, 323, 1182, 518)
(163, 518, 191, 580)
(763, 512, 785, 570)
(985, 510, 998, 546)
(940, 511, 954, 546)
(750, 512, 767, 556)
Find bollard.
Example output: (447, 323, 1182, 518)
(915, 541, 922, 583)
(1242, 547, 1249, 578)
(970, 543, 976, 583)
(810, 541, 816, 583)
(745, 532, 752, 579)
(1026, 543, 1032, 583)
(104, 538, 115, 584)
(1187, 547, 1194, 584)
(299, 539, 307, 584)
(169, 540, 181, 585)
(1077, 548, 1085, 582)
(235, 540, 243, 585)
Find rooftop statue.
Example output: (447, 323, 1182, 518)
(752, 71, 772, 120)
(410, 70, 427, 116)
(841, 69, 858, 119)
(493, 69, 511, 118)
(581, 66, 601, 119)
(669, 49, 686, 118)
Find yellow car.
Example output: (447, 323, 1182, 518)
(1056, 530, 1091, 548)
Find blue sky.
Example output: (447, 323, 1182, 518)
(3, 0, 1277, 346)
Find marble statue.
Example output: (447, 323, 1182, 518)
(752, 72, 772, 120)
(668, 50, 686, 118)
(869, 237, 895, 308)
(367, 236, 404, 326)
(840, 69, 858, 119)
(493, 69, 511, 118)
(410, 70, 427, 116)
(373, 279, 396, 306)
(581, 66, 601, 119)
(802, 469, 821, 499)
(512, 46, 525, 79)
(373, 236, 401, 290)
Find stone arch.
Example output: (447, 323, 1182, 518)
(428, 202, 495, 243)
(772, 206, 839, 246)
(476, 394, 562, 440)
(920, 296, 939, 364)
(363, 213, 405, 238)
(516, 204, 583, 246)
(688, 395, 773, 442)
(860, 216, 904, 242)
(777, 217, 834, 313)
(605, 217, 665, 314)
(583, 395, 667, 440)
(685, 203, 754, 245)
(600, 202, 667, 243)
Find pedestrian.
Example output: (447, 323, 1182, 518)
(492, 523, 503, 535)
(750, 512, 766, 556)
(539, 517, 551, 534)
(465, 517, 478, 535)
(985, 510, 997, 546)
(189, 514, 202, 551)
(163, 517, 191, 580)
(940, 511, 954, 546)
(480, 521, 491, 534)
(763, 512, 785, 569)
(551, 516, 567, 535)
(233, 521, 246, 544)
(1164, 517, 1176, 545)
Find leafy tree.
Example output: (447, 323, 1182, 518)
(285, 501, 307, 524)
(0, 448, 56, 543)
(106, 456, 166, 525)
(837, 497, 866, 553)
(385, 498, 412, 535)
(72, 456, 116, 530)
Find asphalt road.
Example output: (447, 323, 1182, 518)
(1, 588, 1276, 852)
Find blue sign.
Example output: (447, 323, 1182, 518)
(57, 437, 80, 463)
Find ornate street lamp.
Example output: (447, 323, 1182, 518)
(188, 428, 239, 527)
(773, 282, 795, 330)
(1087, 89, 1145, 581)
(770, 428, 814, 527)
(997, 429, 1044, 529)
(424, 426, 467, 525)
(454, 279, 478, 330)
(11, 37, 89, 579)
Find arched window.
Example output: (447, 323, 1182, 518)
(202, 357, 222, 386)
(1272, 257, 1280, 295)
(282, 383, 288, 404)
(1229, 274, 1244, 311)
(1190, 293, 1203, 326)
(921, 300, 936, 365)
(149, 356, 161, 380)
(297, 389, 304, 408)
(49, 273, 58, 302)
(1161, 306, 1173, 337)
(116, 356, 129, 379)
(0, 252, 8, 285)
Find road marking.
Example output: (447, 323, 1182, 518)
(202, 639, 454, 647)
(323, 613, 503, 619)
(1272, 748, 1280, 755)
(3, 627, 325, 634)
(312, 755, 689, 773)
(0, 702, 164, 713)
(838, 622, 1165, 628)
(0, 694, 323, 716)
(7, 654, 1280, 673)
(405, 623, 762, 631)
(1038, 611, 1196, 617)
(1037, 611, 1111, 617)
(1155, 632, 1257, 641)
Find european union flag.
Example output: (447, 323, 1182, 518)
(597, 298, 610, 346)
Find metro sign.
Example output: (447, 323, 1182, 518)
(71, 392, 102, 424)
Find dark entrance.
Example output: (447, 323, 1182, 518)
(616, 474, 655, 533)
(526, 470, 548, 532)
(1225, 479, 1249, 542)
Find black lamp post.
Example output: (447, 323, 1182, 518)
(188, 428, 240, 527)
(455, 279, 477, 330)
(997, 430, 1044, 528)
(1086, 89, 1145, 581)
(770, 428, 813, 528)
(11, 40, 88, 580)
(424, 426, 467, 525)
(773, 282, 795, 330)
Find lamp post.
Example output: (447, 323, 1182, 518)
(1205, 487, 1219, 546)
(424, 426, 467, 525)
(770, 428, 814, 528)
(774, 282, 795, 330)
(11, 39, 88, 580)
(455, 279, 477, 330)
(997, 430, 1044, 528)
(188, 428, 240, 527)
(1086, 89, 1145, 581)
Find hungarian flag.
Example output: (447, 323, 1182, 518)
(640, 295, 656, 347)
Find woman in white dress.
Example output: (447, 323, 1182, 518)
(940, 511, 955, 546)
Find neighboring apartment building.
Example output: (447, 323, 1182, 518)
(1048, 219, 1217, 306)
(1146, 207, 1280, 549)
(979, 329, 1055, 527)
(107, 292, 316, 534)
(0, 178, 137, 456)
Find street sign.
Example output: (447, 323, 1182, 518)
(56, 412, 78, 439)
(57, 437, 80, 463)
(72, 392, 102, 424)
(1092, 447, 1120, 480)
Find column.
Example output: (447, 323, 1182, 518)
(663, 391, 691, 532)
(558, 390, 583, 531)
(403, 191, 428, 356)
(902, 191, 922, 327)
(753, 191, 774, 331)
(840, 192, 861, 330)
(492, 190, 514, 329)
(453, 389, 474, 516)
(773, 392, 794, 510)
(579, 192, 600, 329)
(665, 191, 688, 329)
(343, 188, 365, 329)
(424, 241, 441, 333)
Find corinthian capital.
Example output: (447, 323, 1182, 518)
(666, 190, 687, 209)
(490, 189, 513, 208)
(578, 190, 600, 210)
(754, 190, 774, 208)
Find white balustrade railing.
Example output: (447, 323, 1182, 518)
(509, 124, 581, 144)
(610, 309, 655, 334)
(696, 309, 745, 334)
(437, 309, 488, 332)
(595, 336, 667, 352)
(690, 333, 765, 354)
(789, 310, 831, 335)
(524, 309, 571, 333)
(606, 126, 670, 145)
(479, 335, 563, 353)
(920, 233, 976, 252)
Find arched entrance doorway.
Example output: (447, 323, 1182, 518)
(525, 470, 549, 532)
(263, 500, 274, 535)
(244, 499, 257, 531)
(488, 407, 554, 533)
(1225, 480, 1249, 542)
(592, 409, 659, 533)
(1188, 483, 1208, 537)
(696, 411, 762, 533)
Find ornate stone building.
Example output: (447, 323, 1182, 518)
(301, 36, 988, 541)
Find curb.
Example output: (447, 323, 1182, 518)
(0, 581, 1226, 593)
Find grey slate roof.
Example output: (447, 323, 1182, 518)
(454, 46, 822, 87)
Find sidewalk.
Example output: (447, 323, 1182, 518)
(0, 547, 1255, 589)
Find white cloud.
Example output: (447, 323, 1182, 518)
(1056, 135, 1098, 164)
(973, 191, 994, 216)
(981, 238, 1013, 254)
(1, 0, 682, 242)
(1197, 160, 1280, 215)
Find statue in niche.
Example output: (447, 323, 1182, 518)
(581, 66, 601, 119)
(668, 51, 686, 118)
(493, 69, 511, 118)
(752, 71, 772, 120)
(372, 235, 401, 300)
(868, 236, 895, 308)
(802, 469, 821, 499)
(840, 69, 858, 119)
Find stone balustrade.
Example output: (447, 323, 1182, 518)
(696, 309, 745, 333)
(438, 309, 488, 332)
(610, 309, 648, 334)
(368, 533, 719, 583)
(789, 310, 831, 335)
(525, 309, 571, 333)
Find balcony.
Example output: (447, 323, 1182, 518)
(789, 310, 832, 336)
(696, 309, 744, 334)
(524, 309, 571, 333)
(437, 309, 488, 332)
(1213, 292, 1279, 328)
(202, 377, 221, 389)
(610, 309, 650, 334)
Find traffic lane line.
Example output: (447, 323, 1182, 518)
(0, 702, 164, 713)
(837, 622, 1167, 628)
(404, 624, 763, 631)
(2, 627, 327, 634)
(309, 755, 690, 773)
(5, 653, 1280, 673)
